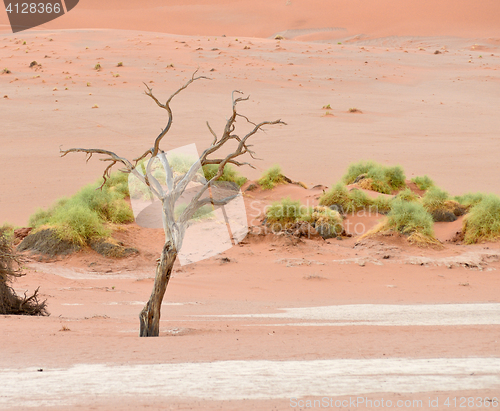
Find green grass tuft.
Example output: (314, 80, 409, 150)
(342, 160, 377, 184)
(422, 187, 449, 212)
(102, 172, 130, 197)
(463, 194, 500, 244)
(411, 175, 434, 191)
(266, 197, 312, 229)
(29, 198, 69, 227)
(342, 160, 406, 194)
(454, 192, 486, 209)
(319, 182, 350, 209)
(258, 165, 288, 190)
(49, 203, 110, 246)
(383, 200, 437, 244)
(202, 164, 247, 187)
(319, 183, 373, 213)
(265, 199, 344, 236)
(372, 196, 393, 214)
(348, 189, 373, 211)
(395, 188, 420, 202)
(73, 184, 133, 224)
(384, 165, 406, 190)
(29, 173, 134, 246)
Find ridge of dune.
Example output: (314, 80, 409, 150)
(1, 0, 499, 39)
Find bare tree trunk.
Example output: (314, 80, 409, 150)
(139, 241, 177, 337)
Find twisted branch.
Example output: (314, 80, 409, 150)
(60, 148, 135, 189)
(134, 69, 209, 164)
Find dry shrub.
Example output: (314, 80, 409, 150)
(0, 230, 48, 316)
(311, 206, 343, 238)
(406, 231, 442, 247)
(357, 178, 374, 190)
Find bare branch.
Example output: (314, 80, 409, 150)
(59, 147, 160, 196)
(236, 112, 257, 127)
(202, 158, 256, 169)
(133, 149, 153, 167)
(206, 121, 218, 146)
(61, 148, 134, 187)
(100, 161, 117, 188)
(177, 94, 284, 215)
(232, 90, 249, 107)
(135, 70, 209, 163)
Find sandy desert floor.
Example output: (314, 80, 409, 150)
(1, 1, 500, 410)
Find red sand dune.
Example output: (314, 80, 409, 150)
(1, 2, 500, 409)
(2, 0, 499, 39)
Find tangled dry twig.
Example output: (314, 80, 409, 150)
(0, 229, 48, 316)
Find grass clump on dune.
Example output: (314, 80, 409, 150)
(348, 189, 373, 211)
(319, 182, 393, 215)
(395, 188, 420, 203)
(103, 171, 130, 197)
(167, 153, 199, 174)
(319, 183, 372, 214)
(319, 182, 350, 210)
(266, 198, 343, 236)
(463, 194, 500, 244)
(422, 187, 449, 211)
(454, 192, 486, 210)
(29, 198, 69, 227)
(411, 175, 435, 191)
(29, 173, 134, 246)
(310, 206, 343, 237)
(266, 197, 312, 230)
(202, 164, 247, 187)
(342, 160, 406, 194)
(258, 165, 289, 190)
(372, 196, 393, 214)
(377, 200, 440, 246)
(47, 203, 110, 246)
(73, 183, 134, 224)
(422, 187, 466, 222)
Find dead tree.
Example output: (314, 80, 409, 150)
(60, 71, 284, 337)
(0, 229, 48, 316)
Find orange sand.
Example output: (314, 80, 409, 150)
(0, 2, 499, 409)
